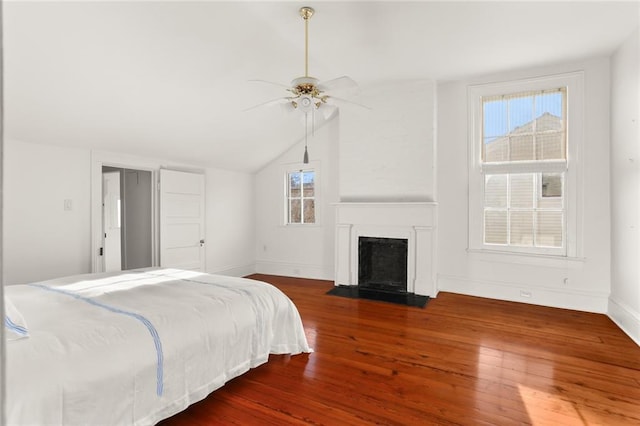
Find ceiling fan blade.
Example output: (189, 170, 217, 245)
(317, 76, 358, 92)
(248, 79, 292, 90)
(318, 104, 338, 120)
(326, 95, 372, 111)
(243, 97, 291, 112)
(281, 101, 297, 114)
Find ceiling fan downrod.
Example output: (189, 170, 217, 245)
(300, 6, 314, 78)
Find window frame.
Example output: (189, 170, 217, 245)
(468, 72, 584, 258)
(284, 166, 318, 226)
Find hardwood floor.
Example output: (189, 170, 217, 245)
(159, 275, 640, 425)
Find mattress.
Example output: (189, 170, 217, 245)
(4, 268, 312, 425)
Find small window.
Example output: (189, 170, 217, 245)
(286, 169, 315, 224)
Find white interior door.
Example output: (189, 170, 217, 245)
(103, 171, 122, 272)
(160, 169, 206, 271)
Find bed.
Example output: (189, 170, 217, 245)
(4, 268, 312, 425)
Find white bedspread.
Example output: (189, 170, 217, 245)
(5, 268, 311, 425)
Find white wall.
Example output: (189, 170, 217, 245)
(255, 116, 339, 280)
(609, 28, 640, 345)
(437, 57, 612, 313)
(3, 139, 255, 284)
(205, 168, 255, 277)
(4, 139, 92, 284)
(339, 80, 436, 202)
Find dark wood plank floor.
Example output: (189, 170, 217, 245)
(159, 274, 640, 425)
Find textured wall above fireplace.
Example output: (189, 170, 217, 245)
(334, 202, 438, 297)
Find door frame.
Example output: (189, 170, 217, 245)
(90, 151, 159, 273)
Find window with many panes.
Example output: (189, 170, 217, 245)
(286, 169, 315, 224)
(483, 89, 566, 250)
(468, 73, 583, 257)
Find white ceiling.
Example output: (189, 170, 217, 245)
(4, 1, 639, 172)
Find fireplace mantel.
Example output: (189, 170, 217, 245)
(334, 202, 438, 297)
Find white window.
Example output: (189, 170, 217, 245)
(468, 73, 583, 257)
(285, 169, 316, 224)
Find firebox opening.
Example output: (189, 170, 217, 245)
(358, 237, 408, 294)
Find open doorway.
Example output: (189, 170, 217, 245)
(101, 166, 153, 271)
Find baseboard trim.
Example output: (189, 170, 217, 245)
(207, 263, 256, 278)
(437, 273, 609, 313)
(255, 260, 333, 281)
(608, 297, 640, 347)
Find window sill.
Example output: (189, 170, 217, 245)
(467, 248, 585, 269)
(281, 223, 322, 228)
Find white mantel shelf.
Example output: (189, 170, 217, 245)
(334, 202, 438, 297)
(333, 202, 437, 205)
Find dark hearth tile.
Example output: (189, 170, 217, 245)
(326, 285, 429, 308)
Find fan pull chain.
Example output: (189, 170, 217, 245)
(303, 112, 310, 164)
(312, 105, 316, 137)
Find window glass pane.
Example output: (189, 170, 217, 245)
(484, 211, 508, 244)
(535, 92, 563, 121)
(536, 211, 563, 248)
(508, 96, 534, 132)
(509, 135, 534, 161)
(290, 187, 301, 198)
(510, 174, 534, 208)
(484, 137, 508, 162)
(510, 211, 534, 247)
(483, 99, 508, 138)
(303, 199, 315, 224)
(290, 199, 301, 223)
(484, 175, 507, 208)
(536, 131, 565, 160)
(541, 173, 563, 196)
(302, 171, 315, 197)
(289, 172, 301, 197)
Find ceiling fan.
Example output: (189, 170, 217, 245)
(246, 6, 368, 162)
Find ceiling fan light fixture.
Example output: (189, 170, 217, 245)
(297, 95, 315, 113)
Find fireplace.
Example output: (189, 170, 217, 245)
(358, 237, 408, 293)
(334, 202, 438, 297)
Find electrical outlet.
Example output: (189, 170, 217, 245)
(520, 290, 532, 298)
(64, 199, 73, 211)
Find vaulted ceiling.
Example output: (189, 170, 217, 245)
(4, 1, 639, 172)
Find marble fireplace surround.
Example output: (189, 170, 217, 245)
(334, 202, 438, 297)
